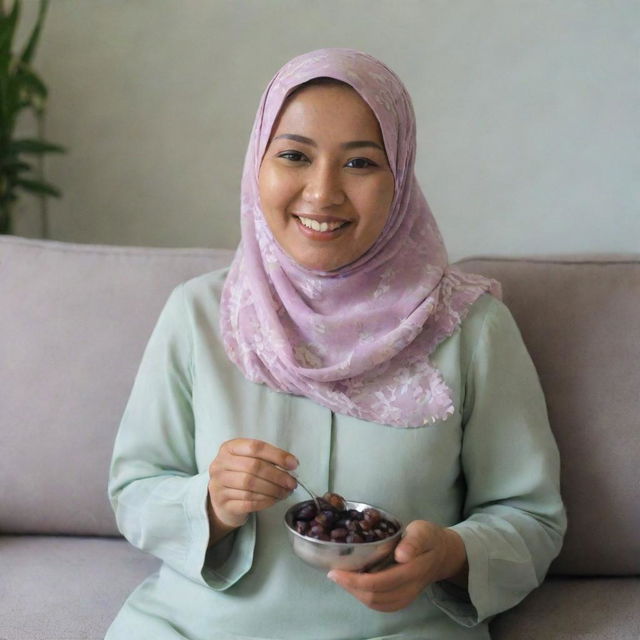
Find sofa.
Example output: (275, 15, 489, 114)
(1, 234, 638, 640)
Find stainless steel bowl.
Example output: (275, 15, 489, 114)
(284, 500, 403, 572)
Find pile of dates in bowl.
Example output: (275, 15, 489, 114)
(284, 492, 403, 572)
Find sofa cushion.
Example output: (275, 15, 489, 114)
(490, 576, 640, 640)
(0, 236, 233, 535)
(0, 534, 160, 640)
(2, 535, 637, 640)
(457, 256, 640, 576)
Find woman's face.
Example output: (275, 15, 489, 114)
(258, 83, 395, 272)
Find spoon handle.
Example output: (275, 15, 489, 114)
(278, 466, 322, 511)
(293, 475, 322, 511)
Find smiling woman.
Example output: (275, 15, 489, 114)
(107, 48, 566, 640)
(258, 79, 395, 271)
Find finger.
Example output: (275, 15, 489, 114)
(394, 520, 434, 564)
(220, 455, 298, 493)
(219, 470, 293, 501)
(220, 488, 279, 503)
(209, 485, 281, 527)
(328, 561, 418, 595)
(224, 439, 299, 470)
(352, 591, 418, 613)
(217, 488, 280, 511)
(328, 571, 420, 611)
(213, 441, 298, 492)
(214, 498, 269, 521)
(365, 597, 415, 613)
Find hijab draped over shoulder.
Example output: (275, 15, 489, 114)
(220, 48, 501, 428)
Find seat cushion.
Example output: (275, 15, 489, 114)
(0, 534, 160, 640)
(2, 535, 637, 640)
(490, 576, 640, 640)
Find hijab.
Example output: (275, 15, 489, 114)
(220, 48, 501, 428)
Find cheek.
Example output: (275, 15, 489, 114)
(258, 166, 296, 215)
(257, 168, 277, 213)
(361, 180, 395, 230)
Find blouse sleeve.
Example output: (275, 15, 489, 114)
(426, 297, 567, 626)
(107, 283, 255, 590)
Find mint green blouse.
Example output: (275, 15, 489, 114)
(106, 269, 566, 640)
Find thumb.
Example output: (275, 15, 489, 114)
(394, 520, 432, 564)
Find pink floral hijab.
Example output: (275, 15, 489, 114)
(220, 48, 501, 428)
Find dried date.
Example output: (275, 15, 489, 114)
(291, 493, 398, 544)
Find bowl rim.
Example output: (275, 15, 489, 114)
(284, 499, 403, 547)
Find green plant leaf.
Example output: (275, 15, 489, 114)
(16, 63, 47, 98)
(14, 176, 60, 196)
(0, 187, 17, 202)
(20, 0, 48, 65)
(7, 138, 65, 154)
(0, 52, 10, 88)
(4, 63, 22, 125)
(0, 157, 31, 172)
(0, 1, 20, 60)
(0, 186, 18, 202)
(0, 205, 12, 234)
(0, 43, 11, 79)
(0, 0, 62, 224)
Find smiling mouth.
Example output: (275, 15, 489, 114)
(295, 215, 350, 233)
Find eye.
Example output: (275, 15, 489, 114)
(277, 151, 308, 163)
(345, 157, 377, 169)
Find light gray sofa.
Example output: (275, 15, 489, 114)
(1, 235, 638, 640)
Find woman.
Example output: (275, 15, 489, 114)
(107, 49, 566, 639)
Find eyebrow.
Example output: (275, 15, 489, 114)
(273, 133, 385, 152)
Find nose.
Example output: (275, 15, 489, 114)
(302, 162, 345, 208)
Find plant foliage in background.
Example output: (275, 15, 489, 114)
(0, 0, 65, 234)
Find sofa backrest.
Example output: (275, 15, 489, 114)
(457, 256, 640, 576)
(2, 237, 638, 576)
(0, 236, 234, 536)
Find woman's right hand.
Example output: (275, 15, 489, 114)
(207, 438, 299, 543)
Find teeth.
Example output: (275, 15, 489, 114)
(298, 216, 346, 232)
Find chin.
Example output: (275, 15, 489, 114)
(294, 252, 347, 273)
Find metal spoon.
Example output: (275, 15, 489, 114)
(276, 465, 322, 512)
(291, 472, 323, 513)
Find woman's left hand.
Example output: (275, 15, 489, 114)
(327, 520, 468, 612)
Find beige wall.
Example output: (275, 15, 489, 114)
(12, 0, 639, 261)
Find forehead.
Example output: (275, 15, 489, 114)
(270, 84, 385, 144)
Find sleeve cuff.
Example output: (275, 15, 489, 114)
(426, 580, 478, 628)
(183, 470, 256, 590)
(426, 522, 490, 627)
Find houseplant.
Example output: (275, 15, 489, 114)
(0, 0, 65, 235)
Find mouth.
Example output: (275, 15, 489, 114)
(293, 214, 351, 237)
